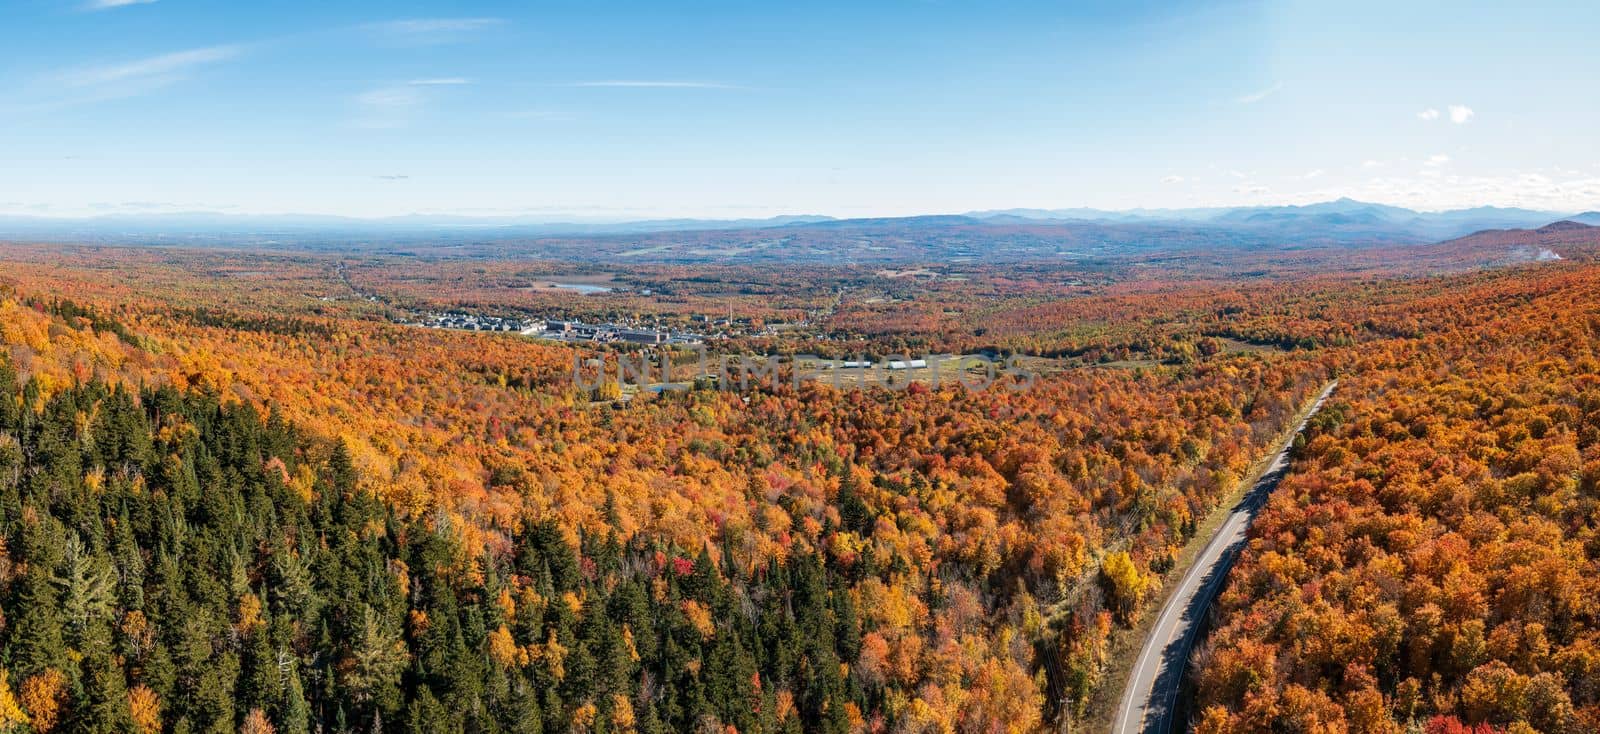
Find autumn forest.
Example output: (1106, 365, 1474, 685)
(0, 222, 1597, 734)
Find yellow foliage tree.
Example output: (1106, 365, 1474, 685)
(1193, 705, 1235, 734)
(609, 694, 636, 734)
(237, 592, 264, 635)
(487, 624, 522, 668)
(127, 685, 161, 734)
(682, 600, 716, 640)
(0, 670, 29, 733)
(19, 670, 64, 734)
(240, 708, 276, 734)
(1101, 551, 1151, 625)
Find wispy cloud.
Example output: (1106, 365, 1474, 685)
(350, 78, 469, 128)
(1235, 82, 1281, 104)
(1417, 107, 1440, 121)
(351, 86, 425, 128)
(568, 80, 740, 89)
(84, 0, 157, 10)
(365, 17, 503, 44)
(1160, 175, 1184, 184)
(1424, 153, 1452, 167)
(356, 87, 424, 109)
(1448, 104, 1474, 124)
(1302, 169, 1326, 180)
(508, 108, 572, 121)
(375, 174, 410, 180)
(1362, 160, 1386, 168)
(15, 45, 244, 111)
(58, 46, 241, 89)
(370, 17, 502, 33)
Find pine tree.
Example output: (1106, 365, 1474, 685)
(403, 686, 451, 733)
(836, 477, 872, 535)
(10, 568, 67, 679)
(75, 635, 137, 734)
(54, 534, 115, 645)
(280, 664, 310, 734)
(328, 441, 357, 497)
(344, 607, 407, 726)
(0, 356, 18, 431)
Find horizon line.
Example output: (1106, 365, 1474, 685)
(0, 197, 1590, 225)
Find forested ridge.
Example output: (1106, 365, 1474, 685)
(1195, 267, 1600, 733)
(0, 273, 1323, 732)
(0, 362, 913, 733)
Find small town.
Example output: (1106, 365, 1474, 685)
(410, 311, 706, 345)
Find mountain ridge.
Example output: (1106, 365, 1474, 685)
(0, 199, 1588, 259)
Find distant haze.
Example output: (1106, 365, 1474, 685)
(0, 199, 1588, 264)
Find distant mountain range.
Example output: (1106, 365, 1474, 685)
(0, 199, 1590, 260)
(966, 198, 1572, 241)
(0, 211, 837, 240)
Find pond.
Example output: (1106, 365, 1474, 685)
(550, 282, 612, 294)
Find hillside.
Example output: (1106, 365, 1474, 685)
(1194, 263, 1600, 734)
(0, 251, 1330, 733)
(1, 237, 1597, 732)
(1438, 219, 1600, 249)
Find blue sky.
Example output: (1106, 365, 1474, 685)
(2, 0, 1597, 219)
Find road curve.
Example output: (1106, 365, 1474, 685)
(1113, 381, 1337, 734)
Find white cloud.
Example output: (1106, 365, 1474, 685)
(1362, 160, 1385, 168)
(356, 87, 424, 109)
(58, 46, 241, 89)
(568, 80, 739, 89)
(1448, 104, 1474, 124)
(351, 78, 471, 128)
(365, 18, 503, 45)
(1424, 154, 1452, 167)
(84, 0, 156, 9)
(1160, 175, 1184, 184)
(1303, 169, 1326, 179)
(369, 17, 502, 34)
(1417, 108, 1440, 121)
(351, 86, 427, 128)
(1235, 82, 1282, 104)
(507, 108, 572, 121)
(18, 46, 243, 110)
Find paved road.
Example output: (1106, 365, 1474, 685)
(1113, 381, 1337, 734)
